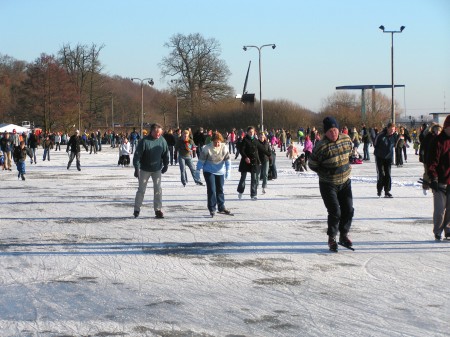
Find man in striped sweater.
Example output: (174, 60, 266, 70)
(308, 116, 354, 252)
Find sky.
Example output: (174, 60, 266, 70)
(1, 0, 450, 118)
(1, 143, 449, 335)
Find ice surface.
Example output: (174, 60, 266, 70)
(0, 143, 448, 336)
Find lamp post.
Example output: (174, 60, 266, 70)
(171, 79, 180, 129)
(243, 43, 276, 132)
(110, 92, 114, 131)
(379, 25, 405, 124)
(131, 77, 154, 137)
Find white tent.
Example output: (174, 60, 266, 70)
(0, 123, 30, 134)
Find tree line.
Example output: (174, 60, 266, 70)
(0, 33, 396, 134)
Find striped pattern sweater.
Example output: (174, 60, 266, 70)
(308, 134, 353, 185)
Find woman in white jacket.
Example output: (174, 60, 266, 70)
(118, 137, 131, 166)
(196, 132, 231, 217)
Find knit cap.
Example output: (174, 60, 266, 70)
(323, 116, 339, 133)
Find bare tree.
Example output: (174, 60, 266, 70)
(362, 90, 396, 127)
(160, 33, 234, 117)
(58, 43, 104, 130)
(320, 92, 359, 127)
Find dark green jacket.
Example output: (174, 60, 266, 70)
(133, 135, 169, 172)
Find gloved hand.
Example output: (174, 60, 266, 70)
(134, 168, 139, 178)
(225, 170, 230, 180)
(161, 165, 168, 174)
(194, 170, 201, 182)
(430, 180, 439, 191)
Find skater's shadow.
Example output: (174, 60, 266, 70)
(0, 240, 448, 257)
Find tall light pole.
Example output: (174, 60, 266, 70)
(110, 92, 114, 131)
(379, 25, 405, 124)
(243, 43, 276, 132)
(131, 77, 154, 137)
(171, 79, 180, 129)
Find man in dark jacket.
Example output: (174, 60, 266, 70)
(163, 129, 177, 165)
(193, 128, 206, 157)
(66, 130, 88, 171)
(361, 125, 371, 161)
(237, 126, 271, 200)
(427, 115, 450, 240)
(28, 129, 38, 164)
(421, 123, 442, 193)
(374, 123, 398, 198)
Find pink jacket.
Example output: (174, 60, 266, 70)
(303, 139, 313, 153)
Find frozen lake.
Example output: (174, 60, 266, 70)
(0, 142, 448, 336)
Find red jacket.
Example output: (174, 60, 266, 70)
(427, 131, 450, 184)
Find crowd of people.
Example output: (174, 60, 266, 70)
(1, 116, 449, 249)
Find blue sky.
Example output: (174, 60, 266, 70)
(1, 0, 449, 117)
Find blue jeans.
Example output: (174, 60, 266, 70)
(259, 161, 269, 188)
(228, 142, 235, 154)
(131, 140, 137, 153)
(30, 148, 37, 163)
(363, 142, 370, 160)
(43, 148, 50, 161)
(179, 156, 198, 185)
(16, 161, 26, 175)
(203, 172, 225, 212)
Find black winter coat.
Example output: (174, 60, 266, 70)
(258, 140, 271, 164)
(28, 133, 38, 148)
(67, 135, 88, 153)
(193, 130, 205, 147)
(163, 133, 177, 146)
(13, 146, 32, 163)
(238, 135, 271, 172)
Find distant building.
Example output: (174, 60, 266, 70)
(429, 112, 449, 126)
(396, 114, 433, 128)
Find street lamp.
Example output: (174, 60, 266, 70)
(171, 79, 180, 129)
(243, 43, 276, 132)
(109, 92, 114, 131)
(379, 25, 405, 124)
(131, 77, 154, 137)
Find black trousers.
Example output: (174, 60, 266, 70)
(237, 166, 260, 198)
(319, 179, 354, 238)
(376, 157, 392, 193)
